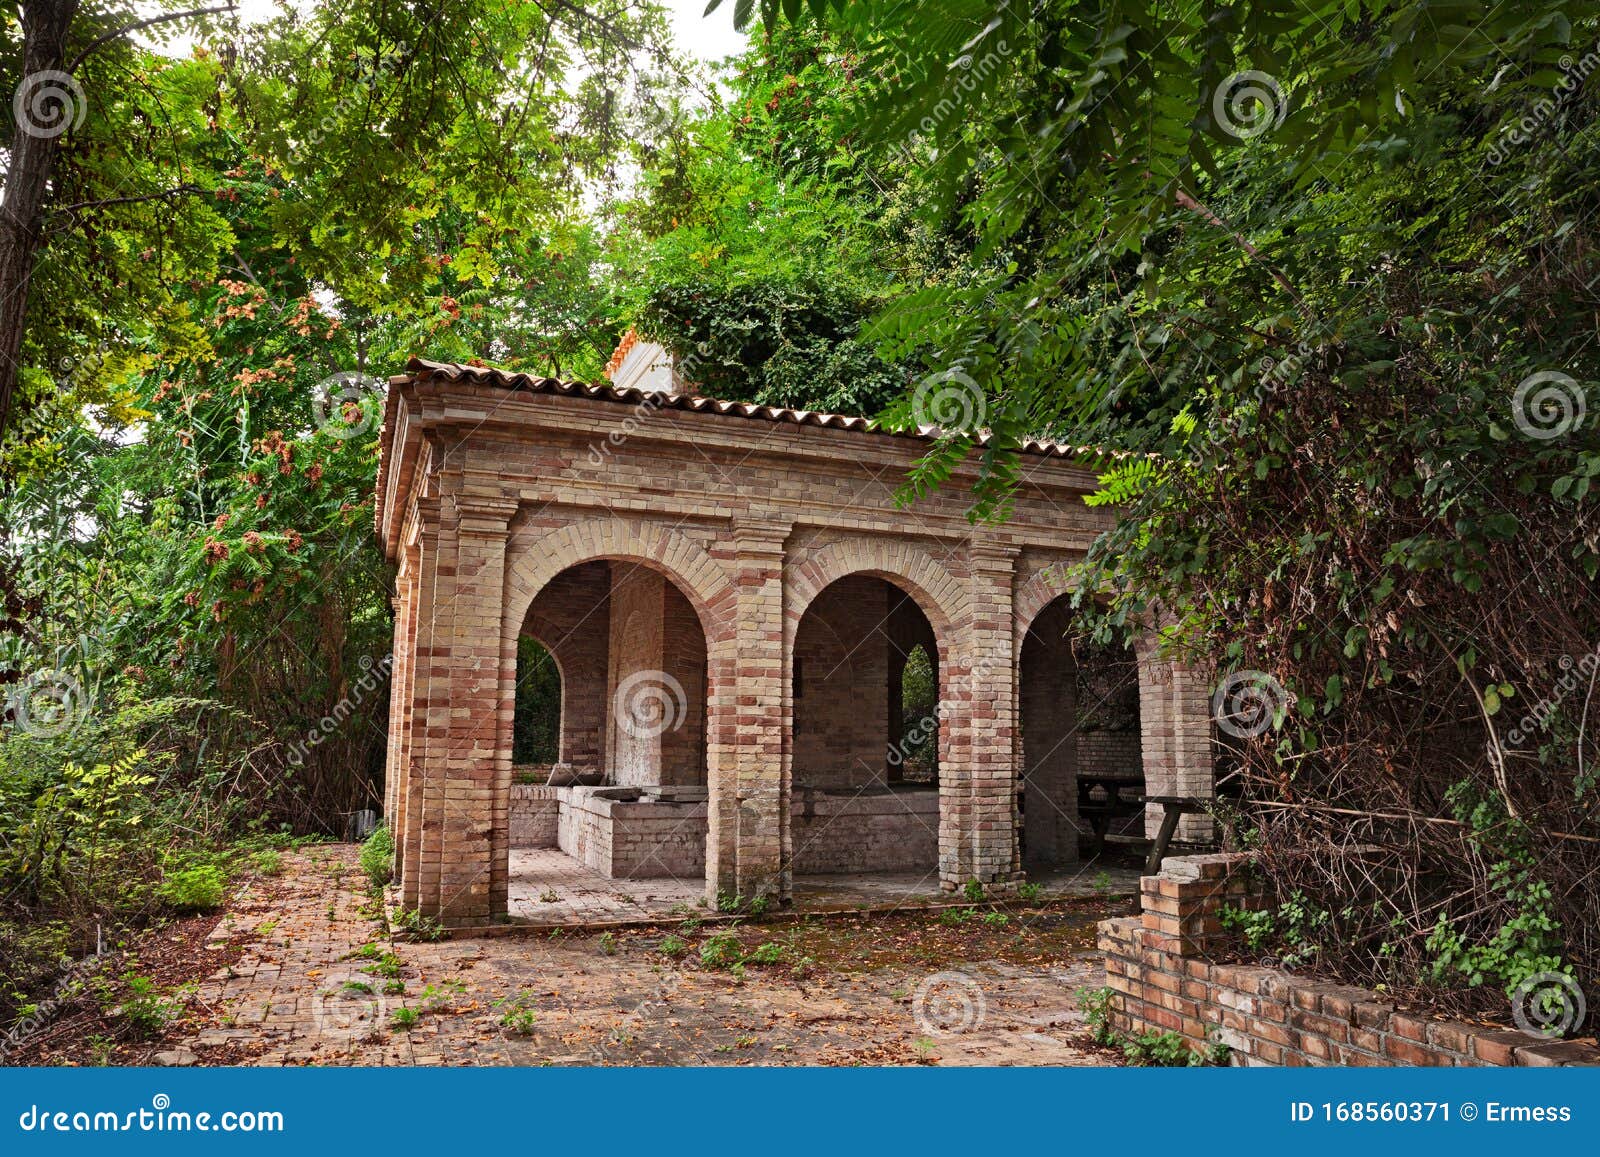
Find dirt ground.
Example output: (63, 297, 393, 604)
(10, 845, 1134, 1067)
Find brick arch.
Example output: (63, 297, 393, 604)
(1013, 562, 1081, 660)
(501, 518, 736, 650)
(784, 538, 967, 657)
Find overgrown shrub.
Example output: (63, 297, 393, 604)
(158, 865, 227, 913)
(360, 826, 394, 890)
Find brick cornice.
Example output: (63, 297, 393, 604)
(452, 496, 520, 537)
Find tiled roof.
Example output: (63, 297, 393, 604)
(602, 328, 640, 380)
(394, 357, 1094, 459)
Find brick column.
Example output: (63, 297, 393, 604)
(1135, 639, 1216, 843)
(413, 495, 518, 925)
(384, 545, 418, 880)
(399, 511, 438, 911)
(706, 520, 788, 908)
(943, 543, 1022, 890)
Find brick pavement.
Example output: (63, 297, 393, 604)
(177, 847, 1121, 1066)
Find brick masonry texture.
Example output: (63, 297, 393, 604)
(1101, 853, 1600, 1067)
(374, 369, 1218, 924)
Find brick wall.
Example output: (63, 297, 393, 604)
(789, 787, 939, 874)
(1100, 853, 1600, 1067)
(792, 575, 892, 788)
(508, 783, 560, 848)
(556, 786, 708, 879)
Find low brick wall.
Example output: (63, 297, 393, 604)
(509, 784, 560, 849)
(556, 787, 707, 879)
(1100, 853, 1600, 1067)
(790, 787, 939, 874)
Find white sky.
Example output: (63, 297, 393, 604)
(155, 0, 745, 63)
(666, 0, 748, 63)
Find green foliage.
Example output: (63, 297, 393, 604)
(388, 1006, 419, 1031)
(1424, 804, 1567, 1001)
(1077, 985, 1118, 1047)
(393, 908, 446, 943)
(117, 973, 180, 1039)
(1217, 905, 1277, 954)
(495, 992, 539, 1035)
(360, 827, 394, 891)
(746, 941, 785, 966)
(961, 880, 984, 903)
(512, 639, 561, 765)
(658, 934, 689, 959)
(158, 864, 227, 913)
(1016, 882, 1042, 902)
(698, 931, 744, 970)
(1123, 1031, 1201, 1068)
(638, 276, 905, 413)
(252, 849, 285, 877)
(361, 952, 405, 981)
(1076, 983, 1226, 1065)
(697, 0, 1600, 1018)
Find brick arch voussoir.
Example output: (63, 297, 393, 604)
(1013, 563, 1083, 660)
(501, 518, 736, 664)
(783, 538, 968, 659)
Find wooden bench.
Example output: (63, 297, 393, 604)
(1140, 794, 1212, 875)
(1076, 775, 1145, 856)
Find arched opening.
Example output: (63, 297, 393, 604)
(789, 574, 942, 876)
(507, 558, 711, 913)
(512, 637, 562, 767)
(1019, 595, 1143, 870)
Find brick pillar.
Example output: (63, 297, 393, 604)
(384, 588, 406, 832)
(412, 495, 518, 925)
(385, 544, 419, 880)
(1135, 639, 1216, 843)
(706, 520, 788, 908)
(942, 543, 1021, 890)
(399, 512, 439, 911)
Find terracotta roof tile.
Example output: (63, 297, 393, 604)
(395, 357, 1095, 459)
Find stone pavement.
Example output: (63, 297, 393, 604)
(177, 846, 1126, 1066)
(507, 847, 1143, 927)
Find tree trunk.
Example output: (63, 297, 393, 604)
(0, 0, 82, 445)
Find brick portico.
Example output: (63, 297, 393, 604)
(374, 355, 1215, 925)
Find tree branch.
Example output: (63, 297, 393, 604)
(68, 4, 238, 73)
(52, 183, 203, 213)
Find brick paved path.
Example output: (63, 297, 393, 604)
(178, 847, 1118, 1066)
(507, 847, 1142, 926)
